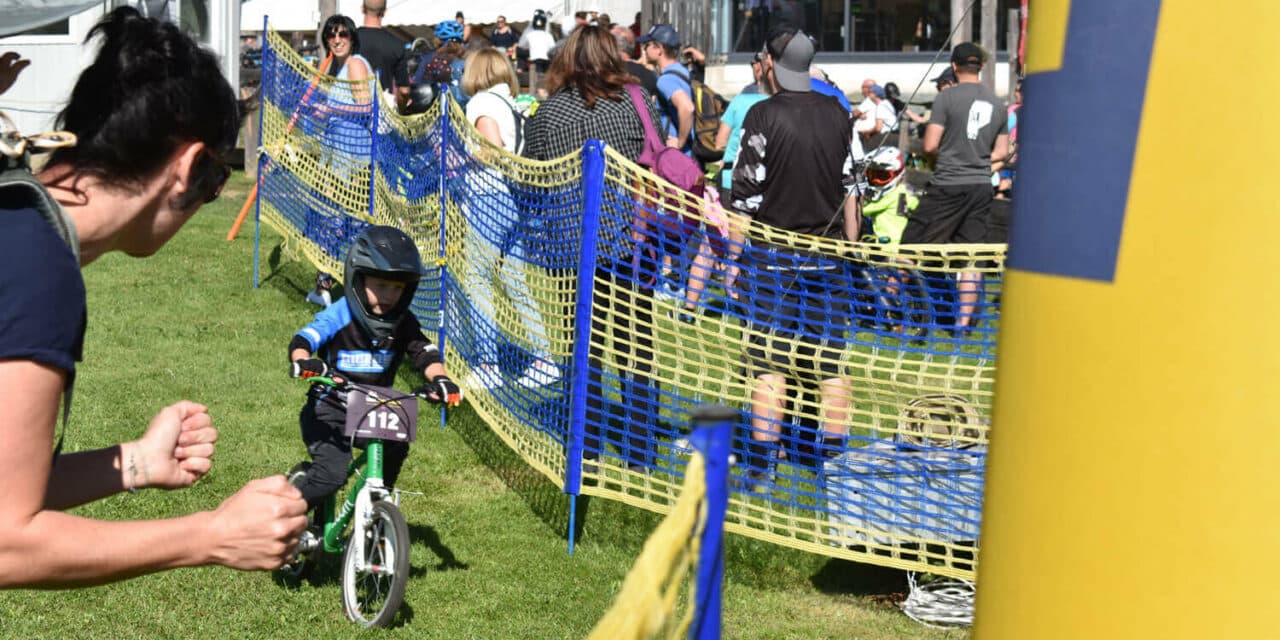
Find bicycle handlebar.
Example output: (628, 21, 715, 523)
(301, 374, 450, 406)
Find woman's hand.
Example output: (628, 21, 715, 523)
(124, 401, 217, 491)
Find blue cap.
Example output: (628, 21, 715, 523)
(871, 85, 885, 99)
(637, 24, 680, 49)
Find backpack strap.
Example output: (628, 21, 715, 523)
(2, 138, 80, 462)
(658, 68, 694, 100)
(499, 93, 525, 155)
(660, 68, 692, 86)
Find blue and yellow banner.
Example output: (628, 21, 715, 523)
(978, 1, 1280, 637)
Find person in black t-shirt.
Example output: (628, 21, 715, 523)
(355, 0, 408, 109)
(613, 29, 658, 97)
(729, 27, 859, 487)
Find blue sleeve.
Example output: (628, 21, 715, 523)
(296, 298, 353, 351)
(655, 72, 690, 137)
(836, 91, 852, 112)
(656, 72, 688, 103)
(0, 208, 85, 374)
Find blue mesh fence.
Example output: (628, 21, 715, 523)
(253, 29, 1002, 580)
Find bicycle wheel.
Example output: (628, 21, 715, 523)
(341, 500, 411, 627)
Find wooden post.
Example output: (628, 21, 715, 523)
(317, 0, 336, 46)
(241, 86, 258, 181)
(951, 0, 972, 44)
(1008, 7, 1022, 95)
(980, 0, 997, 91)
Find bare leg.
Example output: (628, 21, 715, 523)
(681, 237, 715, 314)
(819, 376, 850, 440)
(746, 373, 787, 478)
(750, 373, 788, 442)
(956, 270, 981, 329)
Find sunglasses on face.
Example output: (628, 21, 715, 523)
(197, 150, 231, 204)
(325, 28, 351, 40)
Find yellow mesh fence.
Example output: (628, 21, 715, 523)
(586, 452, 707, 640)
(253, 26, 1001, 582)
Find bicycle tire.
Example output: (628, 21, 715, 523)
(277, 462, 317, 581)
(341, 500, 411, 627)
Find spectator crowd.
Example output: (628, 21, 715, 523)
(303, 6, 1016, 481)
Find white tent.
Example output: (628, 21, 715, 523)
(240, 0, 321, 32)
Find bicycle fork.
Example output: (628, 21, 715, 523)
(324, 442, 391, 570)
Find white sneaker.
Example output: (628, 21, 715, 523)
(516, 360, 561, 388)
(305, 289, 331, 308)
(460, 365, 504, 391)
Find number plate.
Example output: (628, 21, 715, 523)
(343, 385, 418, 443)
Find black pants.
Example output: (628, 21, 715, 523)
(296, 397, 409, 510)
(584, 261, 659, 468)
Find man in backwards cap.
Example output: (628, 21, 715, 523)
(901, 42, 1008, 329)
(729, 27, 860, 488)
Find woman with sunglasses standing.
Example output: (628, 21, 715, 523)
(0, 7, 308, 589)
(318, 14, 374, 164)
(307, 15, 375, 307)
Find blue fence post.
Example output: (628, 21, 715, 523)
(688, 404, 736, 640)
(367, 73, 378, 222)
(435, 91, 451, 428)
(252, 14, 269, 289)
(565, 140, 606, 555)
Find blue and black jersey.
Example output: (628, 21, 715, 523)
(295, 297, 440, 388)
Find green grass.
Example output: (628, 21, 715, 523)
(0, 172, 969, 639)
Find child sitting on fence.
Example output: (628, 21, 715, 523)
(286, 225, 462, 513)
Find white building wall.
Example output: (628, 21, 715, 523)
(1, 1, 241, 136)
(0, 6, 107, 135)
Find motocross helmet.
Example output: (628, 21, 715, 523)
(343, 225, 422, 343)
(864, 146, 906, 201)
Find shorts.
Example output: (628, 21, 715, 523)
(901, 183, 992, 244)
(742, 250, 851, 381)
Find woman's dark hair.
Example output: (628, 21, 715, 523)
(49, 6, 241, 195)
(321, 14, 361, 73)
(543, 25, 636, 109)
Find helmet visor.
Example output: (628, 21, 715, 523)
(866, 167, 898, 186)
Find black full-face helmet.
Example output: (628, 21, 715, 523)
(343, 225, 422, 343)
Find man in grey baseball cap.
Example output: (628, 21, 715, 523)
(731, 25, 861, 489)
(761, 26, 814, 92)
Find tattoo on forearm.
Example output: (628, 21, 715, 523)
(127, 450, 149, 491)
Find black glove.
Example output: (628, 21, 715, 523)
(416, 375, 463, 407)
(290, 358, 329, 379)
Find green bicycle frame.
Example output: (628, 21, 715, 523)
(304, 376, 393, 554)
(320, 439, 384, 553)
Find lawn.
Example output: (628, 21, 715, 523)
(0, 172, 968, 640)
